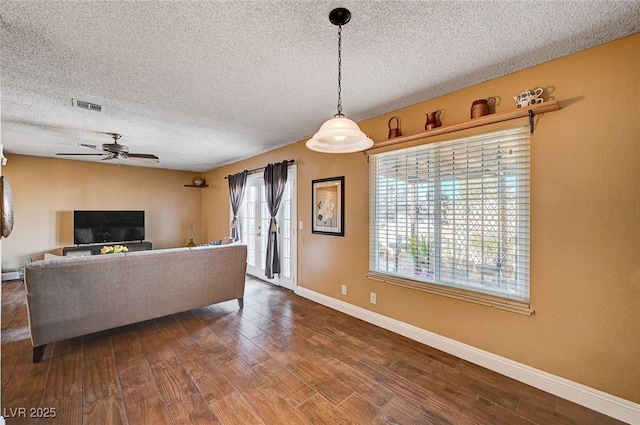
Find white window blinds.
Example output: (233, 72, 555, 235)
(369, 127, 531, 311)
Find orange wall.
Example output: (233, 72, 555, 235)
(203, 33, 640, 403)
(1, 155, 204, 270)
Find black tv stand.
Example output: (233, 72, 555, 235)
(63, 241, 152, 256)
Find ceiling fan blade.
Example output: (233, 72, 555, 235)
(78, 143, 103, 151)
(56, 153, 104, 156)
(96, 131, 122, 139)
(128, 154, 159, 164)
(100, 156, 117, 161)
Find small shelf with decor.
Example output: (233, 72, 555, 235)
(372, 100, 560, 149)
(184, 177, 208, 188)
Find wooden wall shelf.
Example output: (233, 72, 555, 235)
(371, 100, 560, 149)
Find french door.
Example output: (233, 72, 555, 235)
(238, 166, 296, 290)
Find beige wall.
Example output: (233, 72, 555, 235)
(203, 33, 640, 403)
(1, 155, 204, 271)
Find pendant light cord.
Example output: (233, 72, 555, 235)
(336, 24, 343, 117)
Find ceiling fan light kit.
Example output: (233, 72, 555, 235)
(306, 7, 373, 154)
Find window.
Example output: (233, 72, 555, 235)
(369, 127, 531, 313)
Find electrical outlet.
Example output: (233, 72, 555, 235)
(370, 292, 377, 304)
(341, 285, 347, 296)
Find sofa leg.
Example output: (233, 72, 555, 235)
(33, 345, 47, 363)
(238, 297, 244, 309)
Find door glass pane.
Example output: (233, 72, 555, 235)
(261, 185, 269, 271)
(242, 185, 256, 267)
(281, 181, 292, 278)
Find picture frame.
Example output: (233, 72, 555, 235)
(312, 176, 344, 236)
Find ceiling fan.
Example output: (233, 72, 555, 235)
(56, 132, 159, 164)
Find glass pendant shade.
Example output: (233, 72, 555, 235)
(307, 8, 372, 154)
(306, 115, 373, 153)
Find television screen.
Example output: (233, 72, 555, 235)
(74, 210, 145, 244)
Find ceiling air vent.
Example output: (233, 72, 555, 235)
(72, 99, 102, 112)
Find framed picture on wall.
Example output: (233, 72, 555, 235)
(312, 176, 344, 236)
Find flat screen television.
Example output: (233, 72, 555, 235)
(74, 210, 145, 245)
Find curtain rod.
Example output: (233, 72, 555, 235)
(224, 159, 295, 179)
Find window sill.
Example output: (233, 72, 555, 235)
(367, 272, 534, 316)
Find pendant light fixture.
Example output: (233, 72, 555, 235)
(306, 8, 373, 153)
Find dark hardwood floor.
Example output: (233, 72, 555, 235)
(1, 277, 624, 425)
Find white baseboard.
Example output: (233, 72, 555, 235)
(2, 272, 20, 281)
(295, 286, 640, 425)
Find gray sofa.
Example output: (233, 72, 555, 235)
(24, 243, 247, 362)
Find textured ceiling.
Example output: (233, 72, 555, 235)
(1, 1, 639, 172)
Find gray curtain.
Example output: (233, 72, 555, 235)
(228, 170, 248, 241)
(264, 161, 288, 279)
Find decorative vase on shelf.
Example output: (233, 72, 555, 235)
(425, 110, 442, 130)
(186, 222, 196, 247)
